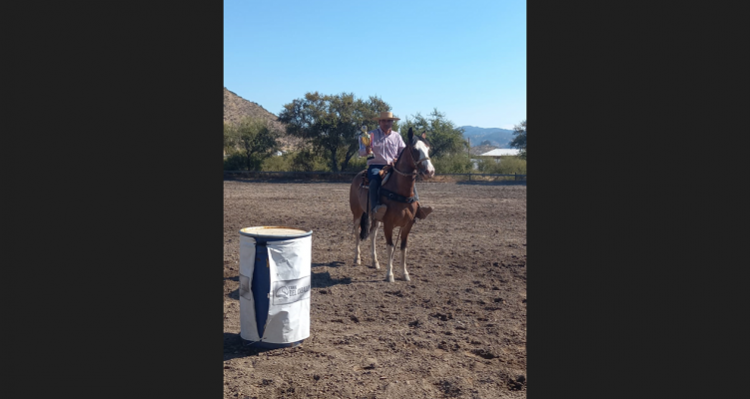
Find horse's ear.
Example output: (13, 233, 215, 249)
(408, 127, 413, 142)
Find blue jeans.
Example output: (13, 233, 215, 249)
(367, 164, 419, 213)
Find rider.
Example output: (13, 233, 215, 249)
(359, 111, 433, 221)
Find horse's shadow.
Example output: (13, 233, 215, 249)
(311, 270, 351, 288)
(313, 261, 345, 268)
(311, 262, 352, 287)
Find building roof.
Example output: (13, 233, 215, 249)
(479, 148, 521, 157)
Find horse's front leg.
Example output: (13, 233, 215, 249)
(352, 216, 361, 265)
(400, 246, 409, 281)
(399, 223, 414, 281)
(370, 221, 380, 270)
(383, 224, 396, 282)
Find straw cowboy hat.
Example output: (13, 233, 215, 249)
(374, 111, 400, 121)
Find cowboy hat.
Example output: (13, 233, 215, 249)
(374, 111, 400, 121)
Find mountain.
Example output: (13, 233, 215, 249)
(223, 88, 302, 151)
(460, 126, 515, 148)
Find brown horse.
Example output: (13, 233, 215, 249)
(349, 127, 436, 282)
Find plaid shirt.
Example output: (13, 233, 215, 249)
(360, 127, 406, 166)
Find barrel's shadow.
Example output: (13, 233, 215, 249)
(223, 332, 288, 360)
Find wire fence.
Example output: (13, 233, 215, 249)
(224, 170, 526, 183)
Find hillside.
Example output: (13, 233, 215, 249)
(460, 126, 515, 148)
(223, 88, 302, 151)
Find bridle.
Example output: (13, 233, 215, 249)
(393, 138, 431, 178)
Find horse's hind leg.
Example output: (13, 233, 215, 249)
(352, 216, 361, 265)
(370, 221, 380, 270)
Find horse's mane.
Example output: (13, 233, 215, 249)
(417, 135, 431, 148)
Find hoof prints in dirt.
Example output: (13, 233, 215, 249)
(437, 378, 464, 397)
(471, 348, 499, 359)
(431, 312, 454, 321)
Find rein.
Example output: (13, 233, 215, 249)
(392, 165, 417, 177)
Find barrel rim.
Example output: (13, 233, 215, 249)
(239, 225, 313, 239)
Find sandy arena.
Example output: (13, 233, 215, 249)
(224, 179, 527, 398)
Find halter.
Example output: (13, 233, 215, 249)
(393, 138, 430, 177)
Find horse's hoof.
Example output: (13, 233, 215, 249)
(404, 275, 411, 281)
(387, 275, 395, 282)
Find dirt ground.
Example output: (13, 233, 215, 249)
(223, 179, 527, 398)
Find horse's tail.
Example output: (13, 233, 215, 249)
(359, 212, 369, 240)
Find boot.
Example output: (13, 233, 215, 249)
(372, 204, 387, 221)
(416, 204, 433, 220)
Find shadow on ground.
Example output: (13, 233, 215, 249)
(313, 261, 345, 268)
(223, 332, 302, 360)
(312, 270, 351, 288)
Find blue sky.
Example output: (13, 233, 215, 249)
(224, 0, 525, 130)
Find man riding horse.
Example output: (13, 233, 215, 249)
(360, 111, 433, 221)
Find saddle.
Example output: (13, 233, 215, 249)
(358, 159, 430, 220)
(360, 162, 395, 188)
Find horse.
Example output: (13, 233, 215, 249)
(348, 127, 436, 282)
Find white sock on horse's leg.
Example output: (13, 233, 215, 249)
(401, 247, 410, 281)
(386, 244, 396, 282)
(370, 222, 380, 270)
(353, 219, 361, 265)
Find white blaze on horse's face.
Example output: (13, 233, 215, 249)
(413, 138, 435, 179)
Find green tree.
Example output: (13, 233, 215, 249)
(278, 92, 391, 172)
(223, 123, 235, 152)
(509, 120, 526, 159)
(398, 109, 467, 159)
(224, 117, 281, 170)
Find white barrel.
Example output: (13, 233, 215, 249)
(238, 226, 313, 348)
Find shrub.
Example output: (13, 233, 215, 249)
(477, 156, 526, 175)
(290, 148, 330, 172)
(224, 150, 247, 170)
(341, 155, 368, 172)
(261, 152, 294, 171)
(432, 152, 473, 174)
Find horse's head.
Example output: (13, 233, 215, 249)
(407, 128, 435, 179)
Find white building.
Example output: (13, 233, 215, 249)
(479, 148, 520, 164)
(479, 148, 521, 157)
